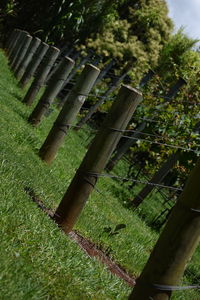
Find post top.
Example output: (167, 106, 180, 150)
(122, 84, 143, 97)
(50, 46, 60, 52)
(85, 63, 100, 72)
(41, 42, 49, 47)
(64, 56, 75, 64)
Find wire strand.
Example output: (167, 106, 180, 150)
(85, 172, 183, 192)
(120, 135, 199, 154)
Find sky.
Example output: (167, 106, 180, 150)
(165, 0, 200, 41)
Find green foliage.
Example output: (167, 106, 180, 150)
(86, 18, 148, 64)
(85, 0, 173, 81)
(1, 0, 173, 76)
(0, 0, 120, 45)
(157, 28, 199, 81)
(119, 0, 173, 61)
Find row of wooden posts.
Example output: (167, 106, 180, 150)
(5, 28, 200, 299)
(6, 28, 144, 231)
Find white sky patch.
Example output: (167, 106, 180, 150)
(165, 0, 200, 41)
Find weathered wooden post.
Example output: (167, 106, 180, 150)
(13, 35, 33, 73)
(106, 122, 147, 171)
(132, 151, 181, 207)
(6, 29, 15, 50)
(59, 44, 72, 56)
(57, 53, 91, 108)
(8, 29, 23, 60)
(22, 46, 60, 106)
(46, 50, 80, 84)
(7, 29, 19, 55)
(138, 69, 155, 88)
(45, 55, 63, 83)
(11, 33, 31, 70)
(56, 58, 114, 110)
(53, 85, 142, 233)
(39, 64, 100, 164)
(94, 59, 116, 86)
(15, 37, 41, 80)
(129, 158, 200, 300)
(19, 42, 49, 88)
(75, 61, 134, 130)
(106, 70, 156, 171)
(165, 77, 187, 100)
(46, 49, 80, 83)
(10, 31, 28, 67)
(6, 29, 15, 52)
(28, 56, 75, 126)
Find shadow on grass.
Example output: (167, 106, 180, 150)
(12, 106, 28, 120)
(109, 179, 137, 209)
(109, 180, 166, 233)
(9, 90, 22, 101)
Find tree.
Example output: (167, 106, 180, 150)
(86, 0, 173, 78)
(156, 28, 199, 82)
(1, 0, 119, 45)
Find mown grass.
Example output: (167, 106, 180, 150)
(0, 49, 200, 299)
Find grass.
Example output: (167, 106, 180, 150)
(0, 49, 200, 299)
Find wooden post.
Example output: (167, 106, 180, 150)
(8, 30, 23, 62)
(75, 61, 134, 130)
(106, 122, 146, 171)
(55, 58, 114, 107)
(28, 56, 75, 126)
(15, 37, 41, 80)
(131, 151, 181, 207)
(45, 56, 62, 83)
(53, 85, 142, 233)
(22, 46, 60, 106)
(7, 29, 18, 55)
(129, 158, 200, 300)
(10, 31, 28, 68)
(139, 69, 155, 88)
(45, 50, 80, 84)
(106, 69, 156, 171)
(57, 53, 91, 108)
(11, 33, 31, 70)
(19, 42, 49, 88)
(165, 77, 187, 101)
(59, 44, 72, 56)
(6, 29, 15, 50)
(94, 59, 116, 86)
(13, 35, 33, 74)
(39, 64, 100, 164)
(46, 50, 80, 84)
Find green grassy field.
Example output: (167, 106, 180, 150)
(0, 49, 200, 299)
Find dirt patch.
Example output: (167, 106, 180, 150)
(25, 187, 136, 287)
(69, 231, 135, 286)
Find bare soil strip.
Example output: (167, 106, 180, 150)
(25, 187, 136, 287)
